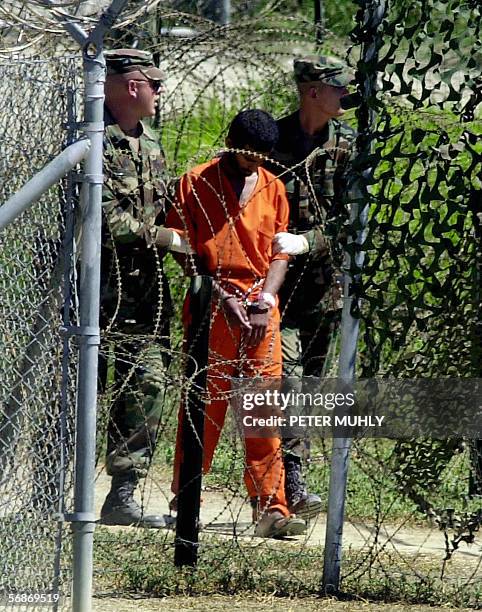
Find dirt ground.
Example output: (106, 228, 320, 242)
(92, 595, 475, 611)
(92, 469, 481, 612)
(94, 469, 482, 563)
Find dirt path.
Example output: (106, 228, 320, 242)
(94, 469, 482, 563)
(92, 595, 477, 612)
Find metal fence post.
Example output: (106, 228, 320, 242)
(322, 0, 386, 594)
(175, 275, 212, 567)
(219, 0, 231, 25)
(69, 44, 105, 612)
(314, 0, 324, 44)
(52, 3, 130, 608)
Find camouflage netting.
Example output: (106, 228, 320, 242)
(341, 0, 482, 594)
(355, 0, 481, 378)
(0, 0, 481, 607)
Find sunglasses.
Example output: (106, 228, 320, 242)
(130, 79, 163, 94)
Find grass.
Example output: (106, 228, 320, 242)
(92, 528, 481, 608)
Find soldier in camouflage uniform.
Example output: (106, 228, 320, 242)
(99, 49, 188, 528)
(268, 56, 357, 518)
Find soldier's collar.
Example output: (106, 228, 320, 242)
(105, 122, 127, 142)
(103, 105, 154, 141)
(123, 122, 145, 139)
(105, 121, 151, 144)
(327, 119, 336, 142)
(141, 122, 157, 142)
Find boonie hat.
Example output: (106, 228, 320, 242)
(293, 55, 352, 87)
(105, 48, 165, 80)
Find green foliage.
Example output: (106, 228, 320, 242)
(161, 77, 301, 175)
(304, 438, 480, 522)
(249, 0, 358, 37)
(162, 98, 230, 175)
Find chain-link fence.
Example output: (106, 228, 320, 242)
(0, 0, 481, 609)
(0, 54, 81, 609)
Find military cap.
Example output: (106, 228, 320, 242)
(105, 48, 165, 80)
(293, 55, 352, 87)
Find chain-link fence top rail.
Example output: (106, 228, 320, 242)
(0, 55, 79, 608)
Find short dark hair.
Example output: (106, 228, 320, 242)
(227, 109, 279, 153)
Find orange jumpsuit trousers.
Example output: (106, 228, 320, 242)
(172, 291, 289, 516)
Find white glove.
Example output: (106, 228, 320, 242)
(272, 232, 309, 256)
(150, 227, 193, 254)
(170, 231, 193, 254)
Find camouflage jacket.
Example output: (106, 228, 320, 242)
(101, 112, 173, 333)
(269, 111, 357, 318)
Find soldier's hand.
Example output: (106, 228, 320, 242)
(143, 225, 172, 248)
(153, 226, 175, 248)
(223, 296, 251, 332)
(272, 232, 309, 256)
(147, 226, 194, 254)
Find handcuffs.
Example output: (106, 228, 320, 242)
(221, 285, 276, 314)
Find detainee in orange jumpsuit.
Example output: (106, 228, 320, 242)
(166, 110, 307, 537)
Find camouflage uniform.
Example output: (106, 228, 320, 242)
(269, 57, 357, 483)
(100, 80, 173, 480)
(275, 111, 356, 381)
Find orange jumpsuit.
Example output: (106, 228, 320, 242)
(167, 156, 290, 515)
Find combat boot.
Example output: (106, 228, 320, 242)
(100, 472, 173, 528)
(284, 454, 322, 520)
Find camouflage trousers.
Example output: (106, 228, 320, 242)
(98, 331, 171, 478)
(281, 310, 341, 460)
